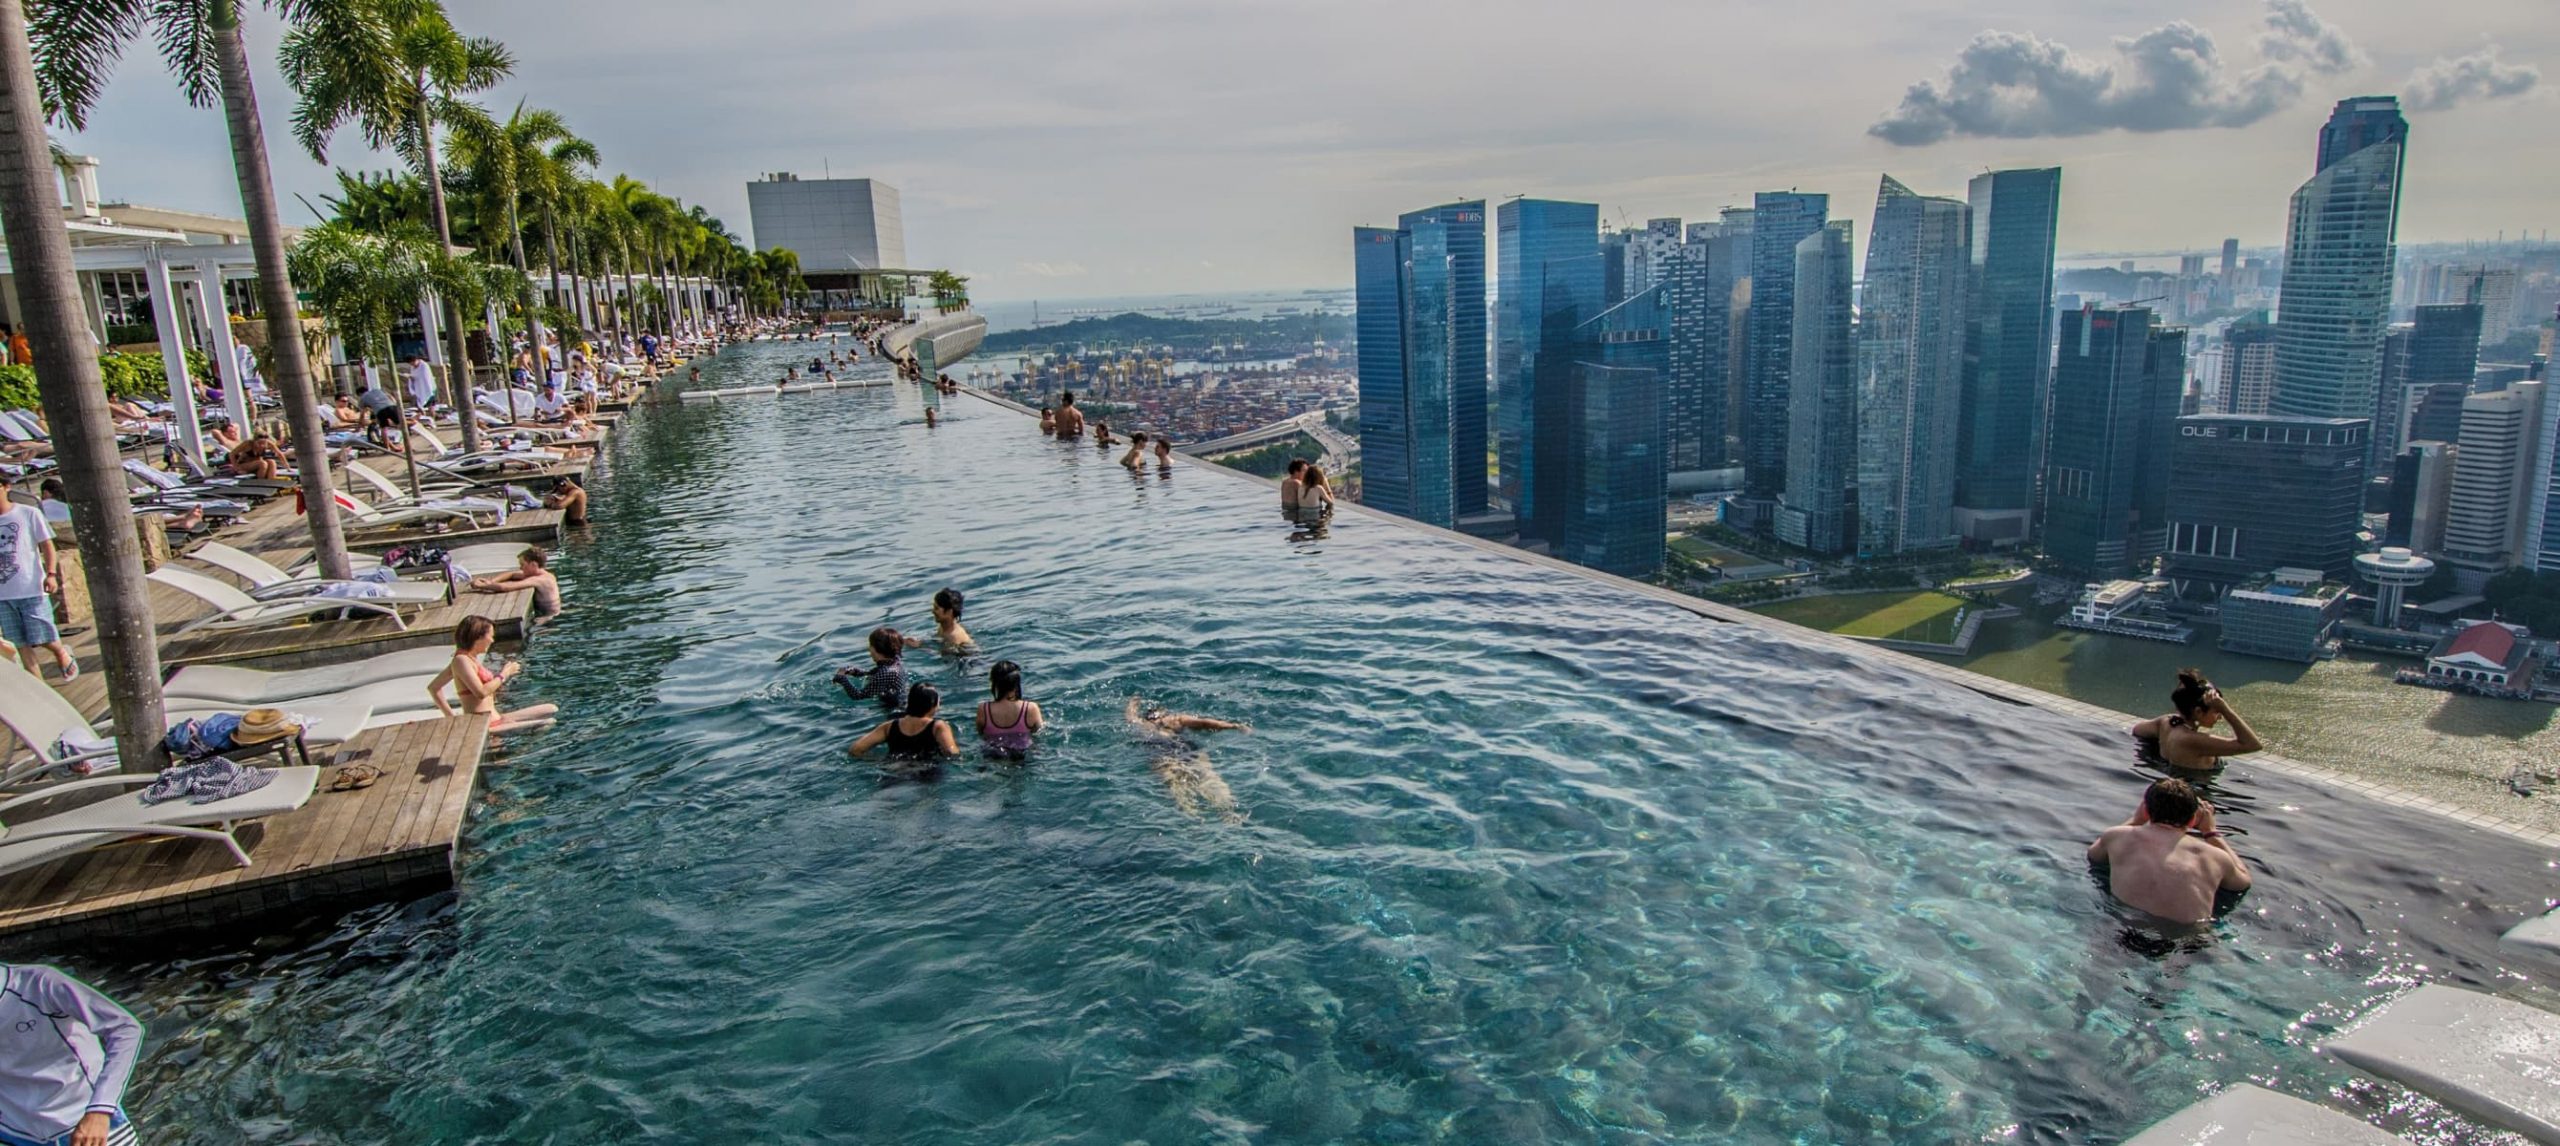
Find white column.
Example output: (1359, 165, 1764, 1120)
(191, 260, 251, 429)
(142, 257, 207, 472)
(417, 296, 444, 367)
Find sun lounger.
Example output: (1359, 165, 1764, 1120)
(320, 542, 523, 580)
(0, 765, 320, 879)
(331, 491, 493, 534)
(2123, 1084, 2413, 1145)
(148, 566, 409, 636)
(182, 542, 449, 608)
(162, 646, 454, 705)
(2502, 909, 2560, 961)
(2322, 984, 2560, 1144)
(0, 659, 369, 787)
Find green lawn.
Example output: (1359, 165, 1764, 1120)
(1669, 535, 1768, 569)
(1754, 589, 1972, 644)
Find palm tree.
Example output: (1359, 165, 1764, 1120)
(445, 103, 580, 383)
(289, 221, 468, 498)
(313, 167, 427, 233)
(34, 0, 358, 579)
(929, 270, 971, 313)
(281, 0, 511, 453)
(0, 0, 165, 767)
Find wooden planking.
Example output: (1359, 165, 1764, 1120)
(0, 715, 489, 943)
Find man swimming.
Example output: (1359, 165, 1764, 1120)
(2087, 778, 2252, 923)
(1127, 697, 1248, 823)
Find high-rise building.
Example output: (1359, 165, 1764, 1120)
(2386, 440, 2458, 553)
(1662, 225, 1738, 477)
(2220, 238, 2240, 278)
(1712, 209, 1753, 469)
(2529, 384, 2560, 574)
(2041, 307, 2180, 575)
(1854, 175, 1969, 556)
(1953, 168, 2062, 545)
(2441, 381, 2546, 576)
(2162, 414, 2369, 590)
(1776, 221, 1857, 555)
(2425, 266, 2522, 342)
(1353, 200, 1489, 527)
(1494, 199, 1602, 534)
(2376, 303, 2485, 462)
(1737, 192, 1829, 525)
(2272, 97, 2406, 428)
(1558, 285, 1671, 576)
(2220, 317, 2278, 415)
(745, 174, 907, 273)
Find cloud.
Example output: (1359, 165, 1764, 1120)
(1017, 260, 1089, 277)
(2404, 46, 2540, 111)
(1871, 0, 2361, 145)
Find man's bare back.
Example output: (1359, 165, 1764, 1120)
(2088, 781, 2251, 924)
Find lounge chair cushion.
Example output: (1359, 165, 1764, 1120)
(2123, 1084, 2412, 1144)
(163, 648, 454, 704)
(2322, 984, 2560, 1144)
(0, 766, 318, 878)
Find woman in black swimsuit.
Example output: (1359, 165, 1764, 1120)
(849, 682, 960, 772)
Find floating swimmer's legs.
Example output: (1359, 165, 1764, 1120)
(1155, 751, 1241, 824)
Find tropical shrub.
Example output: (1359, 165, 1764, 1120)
(0, 350, 206, 411)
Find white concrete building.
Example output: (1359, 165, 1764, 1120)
(746, 174, 906, 274)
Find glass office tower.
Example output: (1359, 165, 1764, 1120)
(2041, 306, 2156, 576)
(1404, 202, 1489, 518)
(1558, 284, 1671, 576)
(1855, 175, 1970, 556)
(1495, 199, 1602, 534)
(2272, 97, 2406, 428)
(1954, 167, 2062, 546)
(1738, 192, 1829, 522)
(1354, 202, 1489, 527)
(1776, 221, 1857, 556)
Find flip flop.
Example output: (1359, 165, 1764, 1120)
(328, 763, 381, 792)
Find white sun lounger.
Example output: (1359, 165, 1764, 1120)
(148, 566, 409, 636)
(2123, 1084, 2414, 1145)
(340, 465, 507, 519)
(0, 659, 373, 786)
(333, 542, 527, 580)
(162, 647, 455, 705)
(2502, 909, 2560, 961)
(332, 490, 491, 533)
(2322, 984, 2560, 1144)
(0, 766, 320, 879)
(184, 542, 449, 608)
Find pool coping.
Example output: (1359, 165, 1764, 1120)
(969, 388, 2560, 852)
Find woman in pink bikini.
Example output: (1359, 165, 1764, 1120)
(975, 661, 1045, 761)
(430, 616, 558, 733)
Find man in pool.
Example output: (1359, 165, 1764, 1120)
(2087, 778, 2252, 923)
(1127, 697, 1248, 824)
(1053, 391, 1085, 440)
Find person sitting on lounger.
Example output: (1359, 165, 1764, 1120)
(543, 475, 587, 527)
(533, 382, 571, 423)
(0, 961, 145, 1146)
(431, 615, 557, 733)
(206, 418, 244, 455)
(225, 437, 283, 481)
(469, 547, 562, 624)
(848, 683, 959, 773)
(2086, 778, 2252, 924)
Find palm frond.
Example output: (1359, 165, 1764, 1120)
(146, 0, 219, 108)
(26, 0, 150, 128)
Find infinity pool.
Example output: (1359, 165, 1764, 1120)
(79, 340, 2559, 1143)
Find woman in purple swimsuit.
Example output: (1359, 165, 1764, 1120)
(975, 661, 1045, 761)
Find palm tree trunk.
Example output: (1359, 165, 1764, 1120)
(216, 16, 351, 580)
(540, 198, 565, 327)
(0, 0, 165, 769)
(507, 195, 544, 382)
(415, 90, 480, 453)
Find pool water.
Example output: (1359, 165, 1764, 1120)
(80, 340, 2560, 1143)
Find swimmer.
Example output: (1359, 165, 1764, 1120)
(928, 587, 975, 651)
(976, 660, 1044, 761)
(1120, 430, 1148, 469)
(2087, 778, 2252, 923)
(1281, 458, 1306, 517)
(1127, 697, 1249, 823)
(849, 682, 959, 770)
(2129, 669, 2263, 770)
(924, 407, 938, 428)
(1039, 405, 1055, 434)
(1298, 463, 1337, 521)
(1153, 437, 1173, 467)
(1054, 391, 1086, 440)
(1093, 421, 1114, 448)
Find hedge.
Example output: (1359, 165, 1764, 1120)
(0, 349, 210, 412)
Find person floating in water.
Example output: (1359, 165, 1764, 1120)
(1127, 697, 1248, 823)
(848, 682, 959, 774)
(2129, 669, 2263, 770)
(834, 627, 913, 711)
(976, 660, 1044, 761)
(2086, 778, 2252, 924)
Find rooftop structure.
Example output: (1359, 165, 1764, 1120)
(2353, 546, 2437, 628)
(2426, 620, 2533, 687)
(2219, 568, 2347, 663)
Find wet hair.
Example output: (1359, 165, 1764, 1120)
(905, 682, 941, 719)
(933, 587, 964, 619)
(1287, 459, 1308, 476)
(989, 660, 1023, 701)
(2142, 778, 2202, 827)
(1059, 391, 1076, 406)
(1154, 437, 1171, 453)
(868, 627, 905, 661)
(454, 615, 496, 649)
(1303, 464, 1328, 490)
(2169, 668, 2212, 722)
(1039, 404, 1052, 415)
(1130, 431, 1148, 446)
(39, 478, 63, 500)
(517, 547, 548, 569)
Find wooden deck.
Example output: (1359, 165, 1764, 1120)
(155, 587, 532, 670)
(0, 716, 489, 946)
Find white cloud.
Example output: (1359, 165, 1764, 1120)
(1017, 261, 1088, 278)
(2404, 45, 2540, 111)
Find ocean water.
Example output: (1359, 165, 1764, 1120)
(64, 339, 2560, 1144)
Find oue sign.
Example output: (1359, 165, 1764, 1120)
(2180, 425, 2222, 438)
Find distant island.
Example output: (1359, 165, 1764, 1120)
(984, 311, 1353, 356)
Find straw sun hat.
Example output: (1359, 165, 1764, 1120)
(234, 708, 304, 746)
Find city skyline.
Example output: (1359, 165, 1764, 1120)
(51, 0, 2552, 300)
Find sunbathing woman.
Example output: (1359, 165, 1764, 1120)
(1127, 697, 1249, 823)
(430, 615, 557, 733)
(225, 437, 282, 480)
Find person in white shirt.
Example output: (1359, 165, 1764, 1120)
(532, 383, 569, 423)
(405, 355, 436, 412)
(0, 962, 143, 1146)
(0, 499, 74, 680)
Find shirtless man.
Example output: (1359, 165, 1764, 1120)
(1127, 698, 1249, 824)
(2087, 778, 2252, 923)
(2129, 669, 2264, 770)
(1053, 391, 1086, 440)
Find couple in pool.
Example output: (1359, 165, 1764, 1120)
(2090, 669, 2267, 924)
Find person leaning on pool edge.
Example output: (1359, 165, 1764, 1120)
(2087, 778, 2252, 924)
(2129, 668, 2263, 770)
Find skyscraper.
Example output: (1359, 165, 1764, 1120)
(1495, 199, 1602, 532)
(2272, 97, 2406, 427)
(2220, 238, 2239, 278)
(1953, 168, 2062, 546)
(2162, 415, 2369, 590)
(2528, 386, 2560, 574)
(2220, 318, 2278, 415)
(2375, 303, 2484, 462)
(2387, 440, 2458, 553)
(2441, 381, 2546, 577)
(1776, 221, 1856, 555)
(2042, 306, 2165, 576)
(1353, 202, 1488, 527)
(1855, 176, 1970, 556)
(1737, 192, 1828, 527)
(1663, 222, 1742, 477)
(1559, 285, 1671, 576)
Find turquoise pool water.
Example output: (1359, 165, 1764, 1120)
(74, 340, 2560, 1143)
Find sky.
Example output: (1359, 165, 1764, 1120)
(53, 0, 2554, 302)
